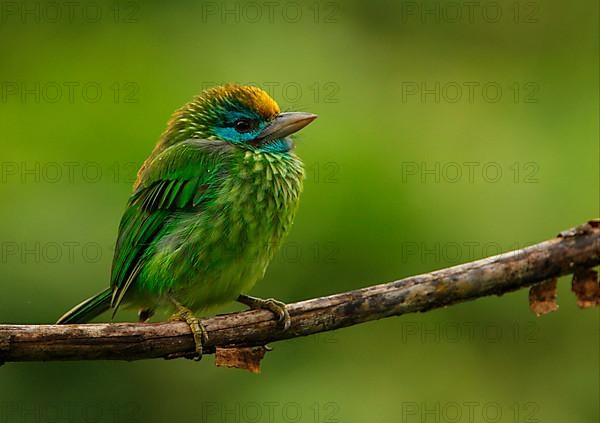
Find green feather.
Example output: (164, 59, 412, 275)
(109, 140, 229, 313)
(56, 288, 111, 324)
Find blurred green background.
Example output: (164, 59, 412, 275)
(0, 0, 598, 422)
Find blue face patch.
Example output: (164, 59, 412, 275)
(211, 103, 292, 153)
(260, 138, 294, 153)
(212, 110, 267, 143)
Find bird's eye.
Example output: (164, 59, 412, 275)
(234, 119, 255, 133)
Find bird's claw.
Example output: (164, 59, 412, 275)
(261, 298, 291, 330)
(238, 294, 291, 331)
(169, 303, 208, 361)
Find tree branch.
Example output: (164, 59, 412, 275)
(1, 220, 598, 364)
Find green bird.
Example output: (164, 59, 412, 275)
(57, 84, 317, 359)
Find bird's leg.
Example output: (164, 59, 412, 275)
(237, 294, 291, 330)
(138, 308, 154, 323)
(168, 297, 208, 361)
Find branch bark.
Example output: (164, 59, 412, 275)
(1, 220, 598, 363)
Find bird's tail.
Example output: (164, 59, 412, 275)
(56, 288, 112, 324)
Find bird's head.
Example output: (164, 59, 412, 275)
(160, 84, 317, 154)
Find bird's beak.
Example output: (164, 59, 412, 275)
(257, 112, 318, 141)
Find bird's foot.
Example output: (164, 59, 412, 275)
(237, 294, 290, 331)
(169, 300, 208, 361)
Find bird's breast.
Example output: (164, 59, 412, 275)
(150, 150, 304, 310)
(220, 150, 304, 239)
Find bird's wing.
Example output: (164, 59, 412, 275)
(110, 139, 232, 314)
